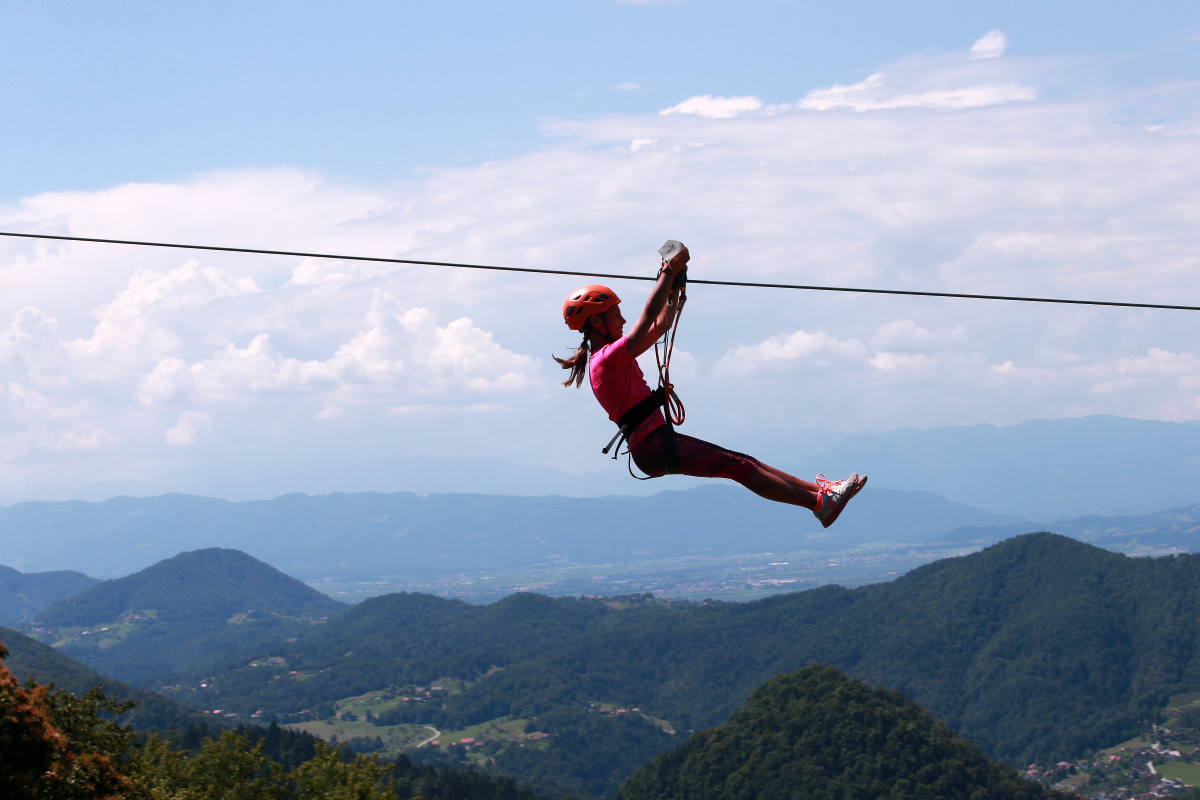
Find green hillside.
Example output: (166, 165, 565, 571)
(32, 548, 345, 684)
(617, 665, 1065, 800)
(176, 533, 1200, 794)
(0, 626, 210, 731)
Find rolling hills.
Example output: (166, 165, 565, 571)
(32, 548, 345, 684)
(139, 533, 1200, 794)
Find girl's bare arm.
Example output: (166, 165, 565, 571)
(626, 248, 688, 357)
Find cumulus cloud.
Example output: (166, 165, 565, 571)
(870, 320, 965, 353)
(165, 411, 211, 446)
(0, 32, 1196, 498)
(659, 94, 764, 119)
(971, 30, 1008, 59)
(127, 288, 538, 410)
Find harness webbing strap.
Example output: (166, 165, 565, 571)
(601, 387, 667, 458)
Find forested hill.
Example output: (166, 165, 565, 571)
(32, 548, 345, 685)
(187, 533, 1200, 779)
(0, 564, 98, 626)
(37, 547, 343, 627)
(617, 665, 1065, 800)
(0, 626, 210, 731)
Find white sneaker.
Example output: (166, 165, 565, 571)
(813, 473, 867, 529)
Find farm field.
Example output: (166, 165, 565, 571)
(437, 715, 534, 744)
(1157, 761, 1200, 786)
(284, 689, 439, 756)
(286, 717, 435, 755)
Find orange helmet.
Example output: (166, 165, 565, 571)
(562, 284, 620, 331)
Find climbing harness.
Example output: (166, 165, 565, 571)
(600, 241, 688, 478)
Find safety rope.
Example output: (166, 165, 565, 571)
(655, 287, 686, 428)
(2, 231, 1198, 312)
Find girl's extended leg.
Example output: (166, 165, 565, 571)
(630, 429, 821, 509)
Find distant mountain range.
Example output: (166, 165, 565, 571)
(0, 565, 98, 626)
(0, 485, 1024, 581)
(798, 414, 1200, 521)
(940, 501, 1200, 552)
(0, 415, 1195, 588)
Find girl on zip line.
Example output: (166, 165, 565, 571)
(555, 245, 867, 528)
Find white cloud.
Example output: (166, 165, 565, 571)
(793, 31, 1034, 113)
(165, 411, 211, 446)
(715, 330, 868, 376)
(613, 81, 643, 92)
(971, 30, 1008, 60)
(387, 402, 505, 416)
(799, 72, 1034, 112)
(870, 320, 965, 353)
(129, 290, 538, 410)
(659, 94, 764, 119)
(0, 34, 1196, 498)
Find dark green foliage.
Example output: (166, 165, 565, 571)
(617, 665, 1066, 800)
(140, 727, 552, 800)
(190, 591, 650, 722)
(493, 708, 677, 798)
(191, 533, 1200, 793)
(154, 721, 322, 768)
(388, 757, 548, 800)
(0, 565, 98, 626)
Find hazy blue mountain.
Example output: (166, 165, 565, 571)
(0, 486, 1022, 581)
(0, 564, 98, 626)
(937, 501, 1200, 552)
(0, 625, 211, 730)
(617, 665, 1059, 800)
(32, 548, 345, 685)
(796, 415, 1200, 521)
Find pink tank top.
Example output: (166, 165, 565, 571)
(589, 336, 665, 447)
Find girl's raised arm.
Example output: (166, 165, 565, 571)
(626, 248, 688, 357)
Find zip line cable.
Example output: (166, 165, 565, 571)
(2, 230, 1197, 312)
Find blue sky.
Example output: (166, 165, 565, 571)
(0, 1, 1197, 502)
(6, 0, 1195, 197)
